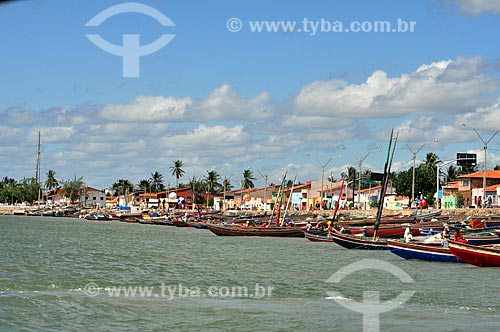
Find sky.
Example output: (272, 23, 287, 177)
(2, 0, 500, 190)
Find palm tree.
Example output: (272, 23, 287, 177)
(170, 160, 185, 200)
(222, 177, 233, 192)
(45, 169, 59, 191)
(111, 179, 134, 196)
(240, 168, 256, 189)
(204, 170, 221, 194)
(204, 170, 221, 208)
(150, 171, 165, 193)
(446, 165, 460, 182)
(188, 176, 203, 207)
(136, 179, 151, 193)
(424, 152, 441, 172)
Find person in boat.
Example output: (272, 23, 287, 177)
(363, 226, 369, 237)
(327, 220, 332, 230)
(453, 228, 466, 242)
(442, 227, 450, 239)
(441, 237, 449, 248)
(404, 226, 413, 243)
(306, 221, 312, 232)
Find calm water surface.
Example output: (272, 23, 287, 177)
(1, 216, 499, 331)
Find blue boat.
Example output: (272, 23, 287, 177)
(387, 240, 462, 263)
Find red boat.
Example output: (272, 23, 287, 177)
(207, 224, 304, 237)
(448, 240, 500, 267)
(468, 215, 500, 229)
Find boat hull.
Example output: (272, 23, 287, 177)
(207, 224, 304, 237)
(387, 241, 461, 263)
(448, 241, 500, 267)
(304, 232, 333, 242)
(329, 232, 388, 250)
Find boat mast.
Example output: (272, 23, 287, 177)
(282, 174, 297, 222)
(373, 129, 398, 239)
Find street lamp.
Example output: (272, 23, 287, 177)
(340, 146, 381, 209)
(461, 123, 500, 207)
(405, 140, 438, 208)
(305, 153, 340, 209)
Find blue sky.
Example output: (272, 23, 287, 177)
(2, 0, 500, 189)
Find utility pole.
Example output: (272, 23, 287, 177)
(461, 123, 499, 207)
(36, 131, 41, 207)
(305, 154, 340, 209)
(341, 147, 380, 209)
(405, 140, 438, 208)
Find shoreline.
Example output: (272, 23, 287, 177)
(1, 206, 499, 219)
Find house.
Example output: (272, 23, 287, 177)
(440, 181, 460, 209)
(79, 187, 106, 208)
(457, 170, 500, 208)
(157, 187, 195, 209)
(45, 188, 66, 206)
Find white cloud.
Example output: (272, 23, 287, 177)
(99, 95, 192, 122)
(191, 84, 274, 121)
(293, 56, 495, 120)
(455, 0, 500, 15)
(97, 85, 274, 123)
(1, 57, 500, 188)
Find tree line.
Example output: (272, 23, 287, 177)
(2, 154, 498, 205)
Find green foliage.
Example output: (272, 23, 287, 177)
(149, 171, 165, 193)
(170, 160, 185, 188)
(205, 170, 222, 194)
(61, 176, 85, 203)
(45, 169, 59, 191)
(240, 169, 256, 189)
(394, 164, 436, 206)
(111, 179, 134, 196)
(0, 177, 41, 204)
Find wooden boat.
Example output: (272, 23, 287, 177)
(448, 241, 500, 267)
(329, 232, 388, 250)
(344, 225, 420, 238)
(304, 231, 333, 242)
(172, 220, 193, 227)
(206, 224, 304, 237)
(338, 211, 447, 226)
(463, 231, 500, 246)
(387, 240, 461, 263)
(467, 215, 500, 229)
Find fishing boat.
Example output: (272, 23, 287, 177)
(467, 215, 500, 229)
(448, 241, 500, 267)
(343, 224, 421, 238)
(206, 224, 304, 237)
(329, 232, 388, 250)
(304, 231, 333, 242)
(387, 240, 461, 263)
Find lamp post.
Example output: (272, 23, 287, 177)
(405, 140, 438, 208)
(461, 123, 499, 207)
(305, 154, 339, 209)
(341, 147, 380, 209)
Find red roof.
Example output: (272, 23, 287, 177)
(486, 183, 500, 191)
(458, 170, 500, 179)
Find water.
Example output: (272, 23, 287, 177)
(1, 216, 498, 332)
